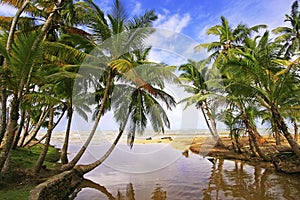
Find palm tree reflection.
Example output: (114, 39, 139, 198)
(151, 184, 167, 200)
(201, 158, 300, 199)
(71, 179, 167, 200)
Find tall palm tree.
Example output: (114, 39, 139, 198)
(73, 64, 176, 175)
(60, 0, 158, 171)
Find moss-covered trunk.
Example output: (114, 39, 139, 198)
(272, 108, 300, 158)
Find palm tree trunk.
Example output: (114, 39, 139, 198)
(18, 114, 31, 147)
(203, 101, 224, 147)
(12, 109, 26, 149)
(34, 107, 54, 174)
(0, 96, 20, 172)
(273, 120, 281, 146)
(61, 69, 113, 171)
(74, 110, 129, 176)
(272, 108, 300, 158)
(200, 106, 214, 137)
(248, 134, 258, 157)
(22, 108, 49, 147)
(28, 109, 65, 147)
(294, 120, 298, 141)
(60, 107, 73, 164)
(6, 0, 31, 53)
(0, 90, 7, 145)
(242, 113, 270, 161)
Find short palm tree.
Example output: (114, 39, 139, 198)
(179, 60, 224, 146)
(272, 0, 300, 59)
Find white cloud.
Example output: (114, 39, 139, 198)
(132, 1, 142, 15)
(0, 4, 17, 17)
(154, 11, 191, 34)
(196, 0, 295, 43)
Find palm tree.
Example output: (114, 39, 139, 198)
(223, 31, 300, 158)
(0, 0, 88, 172)
(60, 0, 159, 171)
(73, 67, 176, 175)
(179, 60, 224, 147)
(195, 16, 266, 62)
(217, 107, 244, 153)
(272, 0, 300, 59)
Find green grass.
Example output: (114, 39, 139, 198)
(0, 144, 61, 200)
(0, 185, 33, 200)
(10, 144, 60, 169)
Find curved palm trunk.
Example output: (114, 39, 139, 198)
(70, 179, 115, 200)
(61, 70, 113, 171)
(272, 108, 300, 158)
(60, 106, 73, 164)
(0, 96, 20, 172)
(74, 111, 129, 176)
(34, 107, 54, 174)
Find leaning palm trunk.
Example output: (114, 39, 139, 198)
(61, 70, 113, 171)
(34, 107, 54, 174)
(60, 107, 73, 164)
(0, 1, 64, 173)
(0, 0, 31, 145)
(22, 108, 49, 147)
(272, 108, 300, 158)
(74, 111, 130, 176)
(28, 109, 65, 148)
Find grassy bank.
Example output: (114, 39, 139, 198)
(0, 144, 61, 200)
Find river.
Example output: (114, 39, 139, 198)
(47, 131, 300, 199)
(69, 144, 300, 199)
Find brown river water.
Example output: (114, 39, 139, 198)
(62, 142, 300, 200)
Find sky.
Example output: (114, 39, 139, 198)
(0, 0, 296, 131)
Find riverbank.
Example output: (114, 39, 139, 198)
(134, 134, 300, 173)
(1, 134, 300, 199)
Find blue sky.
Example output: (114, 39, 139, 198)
(0, 0, 294, 41)
(94, 0, 294, 43)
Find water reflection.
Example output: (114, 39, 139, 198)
(73, 153, 300, 199)
(71, 179, 167, 200)
(202, 159, 300, 200)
